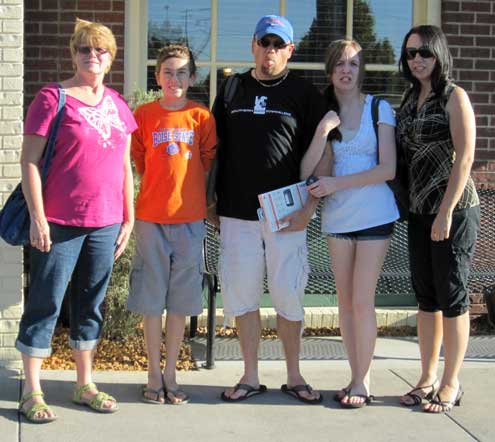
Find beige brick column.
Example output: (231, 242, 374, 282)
(0, 0, 23, 368)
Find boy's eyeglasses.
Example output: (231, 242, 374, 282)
(77, 46, 109, 55)
(256, 37, 289, 50)
(405, 46, 434, 60)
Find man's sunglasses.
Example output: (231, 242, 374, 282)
(405, 46, 434, 60)
(256, 38, 289, 50)
(77, 46, 109, 55)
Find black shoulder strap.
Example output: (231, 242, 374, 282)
(223, 74, 240, 110)
(371, 96, 382, 163)
(371, 96, 381, 141)
(212, 74, 240, 161)
(41, 84, 66, 183)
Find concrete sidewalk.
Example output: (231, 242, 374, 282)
(1, 337, 494, 442)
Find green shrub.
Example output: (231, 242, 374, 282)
(126, 88, 162, 111)
(102, 234, 141, 340)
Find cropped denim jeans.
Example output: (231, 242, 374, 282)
(16, 222, 120, 358)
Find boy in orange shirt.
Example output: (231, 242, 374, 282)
(128, 44, 216, 404)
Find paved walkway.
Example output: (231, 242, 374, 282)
(1, 337, 494, 442)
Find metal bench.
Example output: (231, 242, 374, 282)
(199, 188, 495, 368)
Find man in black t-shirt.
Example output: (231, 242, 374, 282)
(212, 15, 326, 404)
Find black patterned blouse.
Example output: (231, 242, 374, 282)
(396, 83, 479, 215)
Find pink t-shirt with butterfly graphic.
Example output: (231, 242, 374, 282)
(24, 83, 137, 227)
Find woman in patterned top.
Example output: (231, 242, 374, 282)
(396, 25, 480, 413)
(16, 19, 136, 422)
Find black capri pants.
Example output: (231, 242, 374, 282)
(408, 206, 480, 318)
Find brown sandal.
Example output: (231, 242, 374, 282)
(401, 380, 439, 407)
(424, 386, 463, 413)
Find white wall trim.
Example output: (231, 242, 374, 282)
(414, 0, 442, 27)
(126, 0, 428, 96)
(124, 0, 148, 96)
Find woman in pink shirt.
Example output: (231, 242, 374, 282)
(16, 19, 136, 423)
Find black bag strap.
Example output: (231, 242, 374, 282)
(371, 96, 382, 163)
(41, 84, 66, 184)
(216, 74, 240, 153)
(205, 75, 240, 206)
(372, 95, 409, 221)
(223, 73, 240, 111)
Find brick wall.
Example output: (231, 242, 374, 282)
(22, 1, 495, 187)
(442, 0, 495, 187)
(24, 0, 125, 108)
(0, 0, 23, 368)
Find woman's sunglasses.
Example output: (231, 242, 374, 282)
(256, 37, 289, 50)
(77, 46, 109, 55)
(405, 46, 434, 60)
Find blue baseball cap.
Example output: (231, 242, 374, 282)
(254, 15, 293, 44)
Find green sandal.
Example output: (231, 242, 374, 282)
(19, 391, 57, 424)
(73, 383, 118, 413)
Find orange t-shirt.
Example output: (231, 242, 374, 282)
(132, 100, 217, 223)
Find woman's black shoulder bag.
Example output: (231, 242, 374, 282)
(371, 96, 409, 222)
(0, 85, 66, 246)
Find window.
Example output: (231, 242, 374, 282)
(125, 0, 440, 107)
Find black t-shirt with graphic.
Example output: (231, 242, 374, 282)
(212, 70, 326, 221)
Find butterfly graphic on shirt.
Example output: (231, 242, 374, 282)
(78, 95, 126, 147)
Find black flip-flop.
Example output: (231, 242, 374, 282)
(281, 384, 323, 404)
(333, 386, 350, 403)
(141, 385, 165, 404)
(164, 386, 190, 405)
(220, 383, 267, 402)
(340, 393, 374, 409)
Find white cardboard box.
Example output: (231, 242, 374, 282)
(258, 181, 310, 232)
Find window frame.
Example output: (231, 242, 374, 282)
(124, 0, 441, 107)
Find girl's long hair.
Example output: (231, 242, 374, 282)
(324, 39, 365, 142)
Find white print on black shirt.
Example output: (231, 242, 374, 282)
(232, 95, 292, 117)
(254, 96, 267, 114)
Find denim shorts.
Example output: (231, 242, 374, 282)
(16, 222, 120, 358)
(326, 222, 395, 241)
(127, 220, 205, 317)
(408, 206, 480, 318)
